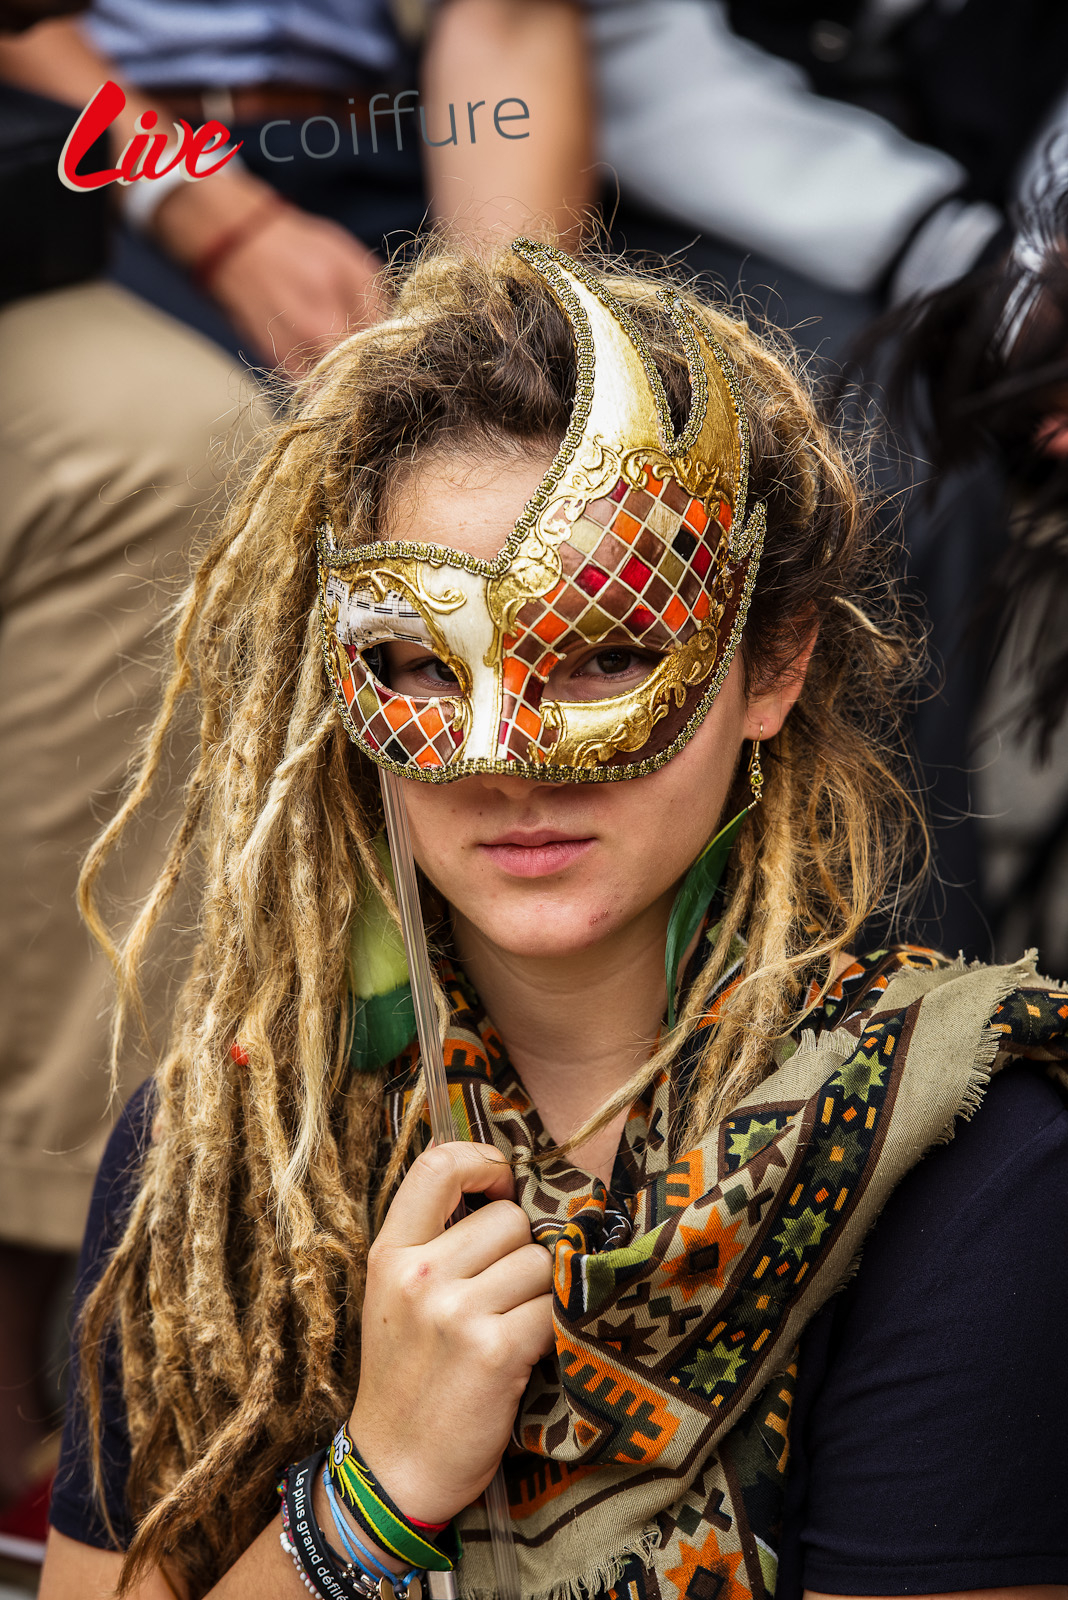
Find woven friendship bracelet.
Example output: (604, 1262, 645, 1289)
(328, 1426, 461, 1573)
(322, 1467, 420, 1588)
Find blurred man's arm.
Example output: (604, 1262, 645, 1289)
(0, 18, 386, 375)
(422, 0, 595, 249)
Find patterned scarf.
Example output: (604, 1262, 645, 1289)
(382, 947, 1068, 1600)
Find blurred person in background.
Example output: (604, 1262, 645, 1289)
(869, 168, 1068, 969)
(0, 0, 266, 1562)
(593, 0, 1068, 353)
(0, 0, 595, 378)
(587, 0, 1068, 961)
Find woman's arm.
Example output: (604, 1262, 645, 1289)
(41, 1518, 305, 1600)
(41, 1141, 552, 1598)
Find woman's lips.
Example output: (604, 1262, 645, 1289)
(478, 831, 595, 878)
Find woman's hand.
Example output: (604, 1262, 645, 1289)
(349, 1142, 555, 1524)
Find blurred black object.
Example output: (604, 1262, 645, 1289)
(0, 0, 84, 29)
(726, 0, 1068, 206)
(0, 81, 110, 307)
(849, 161, 1068, 967)
(877, 171, 1068, 755)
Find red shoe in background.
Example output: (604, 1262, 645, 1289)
(0, 1468, 54, 1565)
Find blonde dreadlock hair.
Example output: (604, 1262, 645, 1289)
(77, 243, 921, 1596)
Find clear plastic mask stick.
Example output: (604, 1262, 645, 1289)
(379, 768, 521, 1600)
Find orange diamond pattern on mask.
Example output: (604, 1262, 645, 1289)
(489, 467, 736, 768)
(336, 651, 464, 769)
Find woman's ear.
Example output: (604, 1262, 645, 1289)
(741, 621, 819, 741)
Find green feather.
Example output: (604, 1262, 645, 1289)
(346, 835, 417, 1074)
(664, 805, 750, 1029)
(345, 985, 417, 1075)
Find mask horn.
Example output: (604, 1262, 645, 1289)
(512, 238, 671, 472)
(512, 241, 764, 564)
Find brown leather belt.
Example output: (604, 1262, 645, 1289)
(151, 84, 380, 126)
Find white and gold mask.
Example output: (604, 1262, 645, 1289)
(318, 241, 766, 782)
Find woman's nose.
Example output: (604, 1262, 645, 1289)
(470, 766, 555, 801)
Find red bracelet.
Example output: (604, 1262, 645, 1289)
(190, 192, 287, 292)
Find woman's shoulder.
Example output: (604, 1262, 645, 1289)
(872, 1054, 1068, 1244)
(81, 1079, 156, 1260)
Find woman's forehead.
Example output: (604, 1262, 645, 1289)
(382, 447, 555, 562)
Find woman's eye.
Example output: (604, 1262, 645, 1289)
(376, 644, 459, 696)
(416, 657, 459, 685)
(584, 649, 644, 678)
(548, 645, 662, 702)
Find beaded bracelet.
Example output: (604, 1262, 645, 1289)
(328, 1427, 461, 1575)
(283, 1454, 359, 1600)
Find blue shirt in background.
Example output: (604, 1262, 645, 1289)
(84, 0, 409, 89)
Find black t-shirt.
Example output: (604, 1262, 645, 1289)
(51, 1067, 1068, 1593)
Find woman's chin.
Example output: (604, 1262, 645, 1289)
(457, 902, 630, 964)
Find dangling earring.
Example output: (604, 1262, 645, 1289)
(748, 724, 764, 806)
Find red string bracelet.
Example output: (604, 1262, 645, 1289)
(191, 191, 287, 292)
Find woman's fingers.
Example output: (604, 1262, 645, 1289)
(426, 1196, 535, 1280)
(469, 1240, 554, 1316)
(501, 1292, 557, 1364)
(378, 1142, 516, 1248)
(355, 1148, 556, 1525)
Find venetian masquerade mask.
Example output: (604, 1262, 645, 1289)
(318, 240, 766, 782)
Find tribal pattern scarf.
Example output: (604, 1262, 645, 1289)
(381, 946, 1068, 1600)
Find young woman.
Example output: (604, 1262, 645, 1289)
(44, 242, 1068, 1600)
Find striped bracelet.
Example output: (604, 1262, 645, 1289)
(328, 1426, 461, 1574)
(322, 1466, 421, 1590)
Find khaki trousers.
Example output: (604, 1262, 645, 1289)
(0, 283, 263, 1250)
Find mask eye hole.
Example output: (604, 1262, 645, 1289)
(376, 641, 462, 698)
(361, 645, 386, 684)
(546, 643, 665, 703)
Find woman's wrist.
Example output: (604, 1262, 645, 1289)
(330, 1423, 461, 1569)
(343, 1415, 452, 1530)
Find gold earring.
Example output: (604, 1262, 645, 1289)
(748, 724, 764, 806)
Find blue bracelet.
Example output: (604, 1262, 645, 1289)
(322, 1466, 421, 1590)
